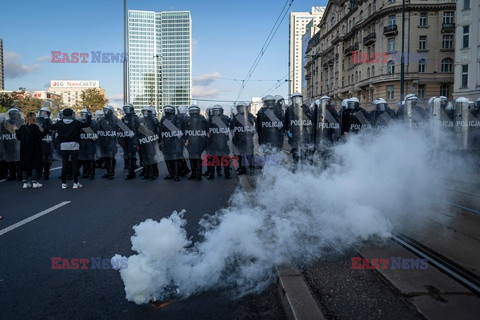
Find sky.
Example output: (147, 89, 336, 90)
(0, 0, 328, 109)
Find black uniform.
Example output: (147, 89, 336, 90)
(284, 104, 314, 164)
(256, 106, 284, 150)
(36, 117, 54, 180)
(119, 113, 139, 179)
(97, 113, 118, 179)
(159, 113, 185, 181)
(138, 114, 160, 180)
(341, 106, 371, 135)
(79, 118, 98, 179)
(207, 113, 231, 179)
(185, 113, 208, 180)
(231, 111, 256, 174)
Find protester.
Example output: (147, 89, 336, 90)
(15, 112, 48, 189)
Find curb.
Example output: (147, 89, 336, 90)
(237, 174, 326, 320)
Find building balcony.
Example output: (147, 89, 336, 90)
(344, 43, 359, 56)
(363, 32, 376, 46)
(383, 25, 398, 36)
(441, 23, 455, 33)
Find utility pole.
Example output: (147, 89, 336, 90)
(123, 0, 127, 105)
(400, 0, 406, 103)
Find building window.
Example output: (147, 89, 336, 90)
(464, 0, 470, 10)
(387, 60, 395, 74)
(442, 35, 453, 49)
(443, 11, 454, 25)
(388, 0, 396, 3)
(441, 58, 453, 73)
(461, 65, 468, 88)
(418, 59, 426, 73)
(388, 38, 395, 52)
(418, 84, 426, 99)
(419, 13, 427, 27)
(387, 85, 395, 100)
(440, 84, 449, 97)
(419, 36, 427, 50)
(463, 26, 470, 48)
(388, 15, 396, 26)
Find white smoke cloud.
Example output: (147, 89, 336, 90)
(114, 126, 455, 304)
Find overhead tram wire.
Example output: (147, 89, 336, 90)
(193, 74, 287, 82)
(262, 73, 289, 96)
(234, 0, 295, 102)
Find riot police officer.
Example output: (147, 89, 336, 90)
(2, 108, 23, 181)
(137, 106, 160, 181)
(159, 105, 184, 181)
(78, 109, 98, 180)
(184, 105, 208, 181)
(284, 92, 314, 165)
(97, 105, 118, 179)
(256, 95, 285, 152)
(36, 106, 54, 180)
(311, 96, 340, 162)
(206, 105, 231, 179)
(340, 97, 371, 135)
(119, 103, 139, 180)
(231, 101, 256, 175)
(370, 98, 395, 130)
(397, 93, 428, 129)
(175, 106, 191, 177)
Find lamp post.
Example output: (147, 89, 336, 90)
(154, 54, 163, 113)
(123, 0, 127, 105)
(400, 0, 406, 103)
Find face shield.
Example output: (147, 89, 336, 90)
(376, 103, 387, 111)
(8, 109, 22, 121)
(103, 107, 113, 117)
(38, 110, 50, 118)
(236, 105, 246, 114)
(212, 108, 223, 116)
(292, 96, 303, 108)
(264, 99, 275, 109)
(123, 105, 134, 115)
(189, 106, 200, 116)
(141, 109, 152, 117)
(80, 112, 89, 120)
(347, 101, 358, 110)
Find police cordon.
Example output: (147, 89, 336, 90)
(1, 93, 479, 188)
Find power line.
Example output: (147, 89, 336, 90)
(234, 0, 294, 102)
(262, 73, 289, 96)
(193, 74, 289, 82)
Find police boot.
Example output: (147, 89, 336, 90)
(126, 159, 136, 180)
(81, 161, 90, 179)
(43, 162, 51, 180)
(224, 166, 231, 180)
(123, 159, 128, 169)
(89, 160, 96, 180)
(102, 158, 111, 179)
(188, 160, 196, 180)
(216, 164, 222, 177)
(153, 163, 159, 177)
(173, 161, 180, 182)
(16, 163, 22, 181)
(207, 165, 215, 180)
(164, 161, 174, 180)
(6, 162, 16, 181)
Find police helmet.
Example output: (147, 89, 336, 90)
(347, 97, 360, 110)
(123, 103, 135, 115)
(235, 101, 247, 114)
(188, 105, 200, 115)
(374, 98, 388, 112)
(212, 105, 224, 116)
(163, 105, 175, 116)
(103, 105, 115, 117)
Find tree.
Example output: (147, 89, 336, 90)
(73, 88, 108, 113)
(16, 96, 42, 114)
(0, 92, 15, 113)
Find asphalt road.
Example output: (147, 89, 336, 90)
(0, 160, 284, 320)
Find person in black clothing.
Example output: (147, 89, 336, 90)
(49, 108, 91, 189)
(184, 105, 208, 181)
(230, 101, 256, 175)
(15, 112, 49, 189)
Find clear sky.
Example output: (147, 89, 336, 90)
(0, 0, 328, 108)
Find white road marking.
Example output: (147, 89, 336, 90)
(0, 179, 6, 183)
(135, 167, 144, 172)
(0, 201, 71, 236)
(50, 167, 62, 171)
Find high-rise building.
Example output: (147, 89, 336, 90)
(453, 0, 480, 100)
(0, 39, 4, 90)
(304, 0, 456, 108)
(128, 10, 192, 112)
(289, 7, 325, 97)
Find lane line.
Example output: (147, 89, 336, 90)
(135, 167, 144, 172)
(0, 201, 71, 236)
(50, 166, 62, 171)
(0, 179, 6, 183)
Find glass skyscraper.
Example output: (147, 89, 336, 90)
(128, 10, 192, 112)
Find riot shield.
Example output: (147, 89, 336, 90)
(431, 98, 455, 150)
(184, 114, 208, 159)
(455, 100, 480, 151)
(96, 117, 118, 158)
(138, 117, 162, 165)
(79, 122, 98, 161)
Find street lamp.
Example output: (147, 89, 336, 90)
(154, 54, 164, 113)
(400, 0, 406, 103)
(123, 0, 127, 105)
